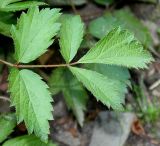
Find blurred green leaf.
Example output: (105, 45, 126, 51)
(85, 64, 131, 88)
(2, 135, 57, 146)
(94, 0, 114, 5)
(49, 68, 88, 126)
(46, 0, 86, 6)
(0, 21, 11, 37)
(0, 114, 16, 143)
(0, 0, 46, 12)
(48, 68, 66, 95)
(89, 8, 153, 47)
(0, 12, 15, 37)
(135, 0, 157, 3)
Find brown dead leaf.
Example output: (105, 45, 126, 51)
(0, 82, 8, 92)
(87, 108, 100, 120)
(131, 119, 145, 135)
(17, 123, 27, 132)
(69, 127, 78, 137)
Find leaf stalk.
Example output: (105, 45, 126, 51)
(0, 59, 79, 68)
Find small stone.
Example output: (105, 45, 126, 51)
(89, 111, 136, 146)
(54, 130, 80, 146)
(53, 100, 68, 118)
(0, 100, 10, 113)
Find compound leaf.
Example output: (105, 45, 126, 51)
(0, 0, 46, 12)
(78, 27, 153, 68)
(0, 114, 16, 143)
(3, 135, 57, 146)
(11, 7, 61, 63)
(69, 66, 126, 110)
(59, 15, 84, 63)
(8, 69, 53, 142)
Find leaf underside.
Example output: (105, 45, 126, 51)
(8, 69, 53, 142)
(0, 12, 15, 37)
(11, 7, 61, 63)
(79, 27, 153, 68)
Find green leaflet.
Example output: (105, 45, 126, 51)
(59, 15, 84, 63)
(85, 64, 131, 107)
(0, 114, 16, 142)
(2, 135, 57, 146)
(89, 9, 153, 47)
(69, 66, 126, 110)
(8, 69, 53, 142)
(78, 27, 153, 68)
(49, 68, 88, 126)
(0, 0, 46, 12)
(11, 7, 61, 63)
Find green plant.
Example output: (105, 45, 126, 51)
(0, 2, 153, 145)
(89, 8, 152, 48)
(133, 85, 160, 123)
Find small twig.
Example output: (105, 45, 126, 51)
(68, 0, 79, 15)
(150, 47, 160, 59)
(0, 59, 79, 69)
(0, 59, 14, 67)
(0, 96, 10, 102)
(38, 70, 50, 81)
(149, 79, 160, 90)
(139, 73, 151, 101)
(141, 133, 160, 146)
(16, 64, 69, 68)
